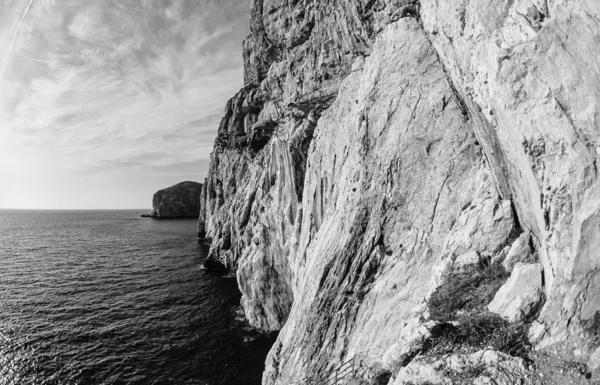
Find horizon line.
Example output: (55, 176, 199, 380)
(0, 208, 151, 211)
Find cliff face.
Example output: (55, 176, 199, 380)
(199, 0, 600, 383)
(420, 0, 600, 357)
(150, 181, 202, 218)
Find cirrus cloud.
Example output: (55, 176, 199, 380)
(0, 0, 249, 209)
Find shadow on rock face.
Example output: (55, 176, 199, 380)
(370, 370, 391, 385)
(203, 254, 229, 275)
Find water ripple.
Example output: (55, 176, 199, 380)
(0, 210, 275, 385)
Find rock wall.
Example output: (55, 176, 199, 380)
(419, 0, 600, 360)
(198, 0, 600, 383)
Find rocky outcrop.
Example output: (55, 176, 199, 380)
(503, 232, 533, 272)
(197, 0, 600, 383)
(394, 350, 535, 385)
(488, 263, 544, 322)
(147, 181, 202, 219)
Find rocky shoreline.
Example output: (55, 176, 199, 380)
(140, 213, 200, 219)
(195, 1, 600, 384)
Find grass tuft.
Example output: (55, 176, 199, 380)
(425, 313, 531, 359)
(583, 311, 600, 348)
(424, 261, 531, 360)
(428, 262, 509, 321)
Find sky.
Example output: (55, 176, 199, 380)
(0, 0, 250, 209)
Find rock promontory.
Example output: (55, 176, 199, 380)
(144, 181, 202, 219)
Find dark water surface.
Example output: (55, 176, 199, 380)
(0, 210, 275, 385)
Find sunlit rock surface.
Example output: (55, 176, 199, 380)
(488, 262, 544, 323)
(198, 0, 600, 383)
(394, 350, 535, 385)
(419, 0, 600, 359)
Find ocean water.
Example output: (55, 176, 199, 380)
(0, 210, 275, 385)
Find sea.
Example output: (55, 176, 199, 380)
(0, 210, 276, 385)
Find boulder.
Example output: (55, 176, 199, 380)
(503, 232, 532, 273)
(150, 181, 203, 218)
(528, 321, 547, 345)
(488, 263, 543, 322)
(588, 347, 600, 372)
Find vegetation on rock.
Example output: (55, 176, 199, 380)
(425, 262, 531, 360)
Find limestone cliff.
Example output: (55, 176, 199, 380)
(198, 0, 600, 383)
(148, 181, 202, 218)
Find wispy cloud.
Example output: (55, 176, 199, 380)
(0, 0, 249, 208)
(0, 0, 34, 84)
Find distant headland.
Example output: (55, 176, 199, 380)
(142, 181, 202, 219)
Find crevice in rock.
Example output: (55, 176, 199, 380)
(295, 93, 338, 116)
(392, 2, 421, 22)
(543, 208, 550, 231)
(430, 172, 451, 223)
(249, 121, 278, 153)
(240, 191, 257, 229)
(289, 17, 315, 48)
(419, 22, 517, 202)
(436, 64, 470, 119)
